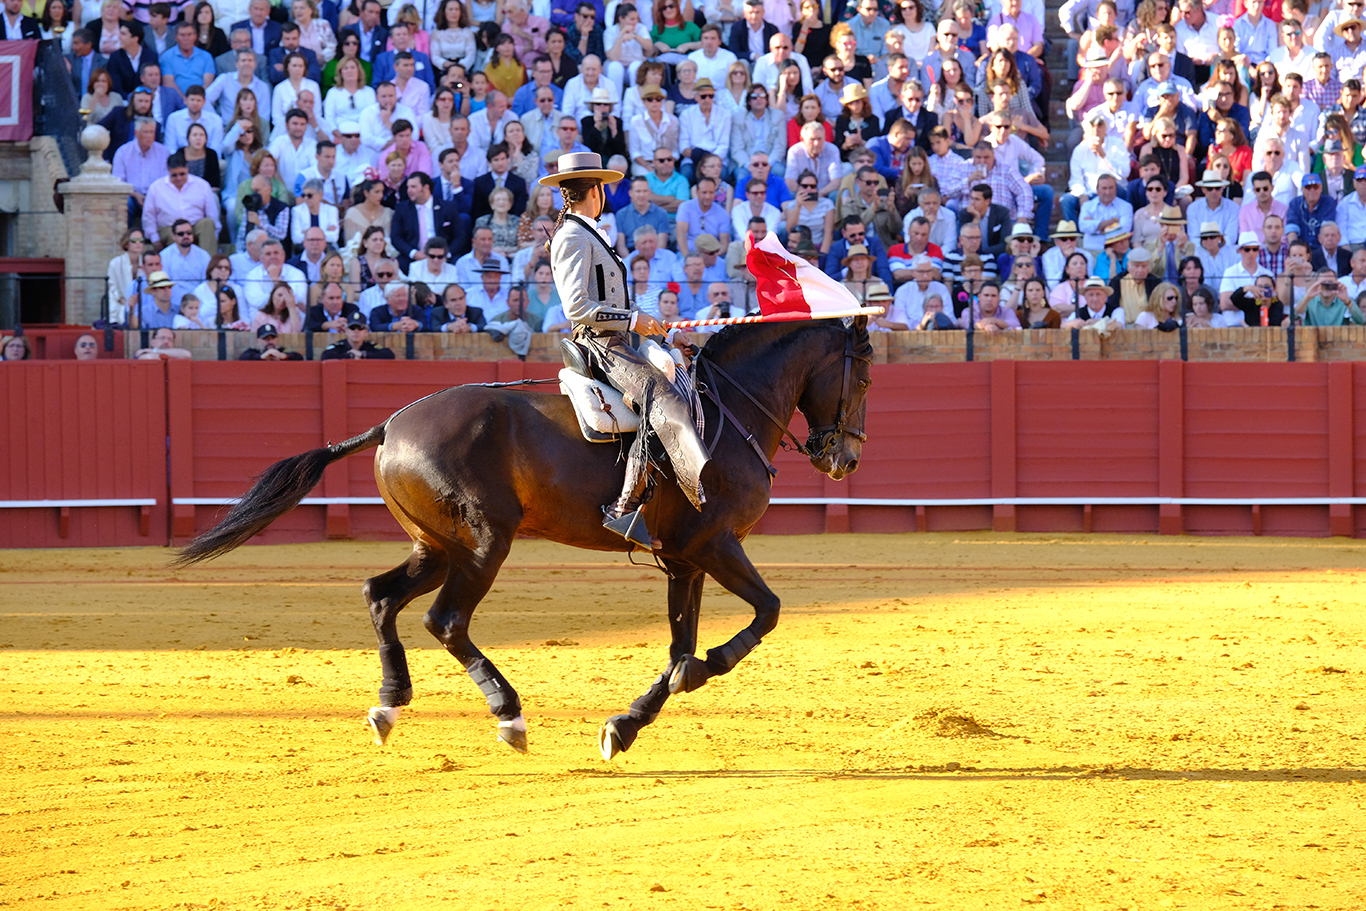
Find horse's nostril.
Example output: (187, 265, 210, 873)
(845, 459, 859, 473)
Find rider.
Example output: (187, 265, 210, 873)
(541, 152, 711, 549)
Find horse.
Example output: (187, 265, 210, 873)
(175, 316, 873, 759)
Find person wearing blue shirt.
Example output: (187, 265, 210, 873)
(372, 21, 436, 90)
(1286, 174, 1338, 256)
(1195, 84, 1251, 152)
(823, 217, 894, 288)
(511, 57, 564, 115)
(159, 21, 216, 98)
(616, 178, 674, 251)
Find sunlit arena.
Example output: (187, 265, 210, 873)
(7, 0, 1366, 907)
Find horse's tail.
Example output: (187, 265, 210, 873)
(171, 423, 387, 567)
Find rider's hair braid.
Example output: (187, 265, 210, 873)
(544, 177, 604, 258)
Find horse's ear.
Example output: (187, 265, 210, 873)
(853, 314, 869, 332)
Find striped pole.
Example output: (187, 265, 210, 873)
(666, 307, 885, 330)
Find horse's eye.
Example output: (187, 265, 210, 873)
(859, 379, 871, 389)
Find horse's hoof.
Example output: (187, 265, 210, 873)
(367, 705, 401, 746)
(668, 654, 709, 694)
(599, 721, 624, 761)
(497, 714, 529, 754)
(599, 714, 638, 760)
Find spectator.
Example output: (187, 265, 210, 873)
(304, 281, 364, 332)
(238, 173, 291, 250)
(676, 176, 731, 255)
(1313, 221, 1353, 274)
(106, 228, 148, 325)
(1063, 110, 1129, 225)
(252, 280, 306, 333)
(112, 115, 170, 226)
(1, 334, 31, 361)
(407, 237, 460, 291)
(824, 216, 894, 287)
(1113, 247, 1159, 321)
(887, 254, 951, 329)
(288, 225, 331, 282)
(471, 142, 530, 220)
(143, 151, 220, 251)
(785, 120, 842, 197)
(731, 178, 783, 241)
(1187, 169, 1240, 248)
(321, 316, 398, 358)
(615, 177, 671, 253)
(436, 282, 487, 332)
(1298, 272, 1366, 325)
(645, 147, 689, 218)
(134, 327, 194, 359)
(138, 271, 180, 330)
(1042, 221, 1091, 284)
(1239, 169, 1290, 240)
(1145, 207, 1197, 280)
(1286, 173, 1337, 255)
(242, 239, 307, 316)
(1062, 277, 1126, 328)
(1078, 174, 1134, 252)
(369, 281, 429, 331)
(73, 333, 99, 361)
(959, 280, 1022, 331)
(240, 324, 305, 360)
(290, 178, 342, 246)
(162, 20, 216, 99)
(687, 24, 737, 87)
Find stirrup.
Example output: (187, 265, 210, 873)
(603, 507, 654, 549)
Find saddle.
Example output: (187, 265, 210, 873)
(558, 337, 694, 444)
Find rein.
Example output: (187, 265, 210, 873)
(695, 326, 870, 472)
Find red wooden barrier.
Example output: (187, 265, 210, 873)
(0, 360, 168, 547)
(5, 360, 1366, 547)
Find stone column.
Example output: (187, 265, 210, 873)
(59, 127, 133, 326)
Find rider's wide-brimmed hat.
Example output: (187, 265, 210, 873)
(538, 151, 624, 187)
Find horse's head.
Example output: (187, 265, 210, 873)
(797, 316, 873, 480)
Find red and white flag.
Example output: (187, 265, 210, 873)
(665, 232, 884, 329)
(0, 42, 35, 142)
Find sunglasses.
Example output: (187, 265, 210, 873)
(173, 229, 193, 236)
(375, 270, 396, 278)
(799, 183, 817, 189)
(697, 92, 714, 98)
(654, 157, 673, 162)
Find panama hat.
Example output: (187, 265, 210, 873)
(147, 271, 174, 289)
(1194, 168, 1229, 187)
(1008, 223, 1037, 242)
(865, 281, 893, 302)
(538, 151, 624, 187)
(1082, 276, 1112, 295)
(1236, 230, 1262, 249)
(840, 243, 873, 266)
(1103, 228, 1132, 246)
(1336, 17, 1364, 36)
(840, 83, 869, 105)
(1082, 45, 1110, 67)
(1158, 205, 1186, 225)
(589, 86, 615, 105)
(1198, 220, 1224, 238)
(639, 84, 665, 100)
(1050, 220, 1082, 239)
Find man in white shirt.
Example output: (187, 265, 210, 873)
(165, 85, 224, 151)
(520, 85, 563, 154)
(241, 239, 307, 317)
(1194, 220, 1237, 285)
(467, 258, 510, 315)
(454, 226, 511, 295)
(1219, 231, 1275, 308)
(1266, 18, 1314, 82)
(751, 32, 813, 97)
(1340, 248, 1366, 299)
(1253, 95, 1312, 173)
(1338, 166, 1366, 244)
(1062, 109, 1129, 225)
(406, 237, 460, 292)
(1174, 0, 1218, 66)
(890, 255, 952, 328)
(448, 116, 489, 180)
(561, 55, 620, 121)
(1078, 174, 1134, 251)
(295, 141, 349, 207)
(469, 89, 516, 154)
(678, 79, 730, 182)
(1186, 169, 1241, 247)
(785, 121, 842, 196)
(1248, 137, 1305, 206)
(1041, 221, 1092, 283)
(687, 24, 738, 86)
(266, 109, 317, 197)
(359, 82, 418, 152)
(290, 178, 341, 245)
(333, 122, 375, 185)
(355, 261, 403, 317)
(730, 178, 782, 238)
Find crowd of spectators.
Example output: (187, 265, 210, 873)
(6, 0, 1366, 349)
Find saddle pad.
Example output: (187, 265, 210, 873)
(559, 369, 641, 442)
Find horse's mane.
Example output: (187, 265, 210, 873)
(700, 317, 873, 364)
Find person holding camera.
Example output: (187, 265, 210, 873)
(838, 165, 901, 249)
(237, 173, 292, 251)
(1298, 271, 1366, 326)
(1218, 231, 1275, 312)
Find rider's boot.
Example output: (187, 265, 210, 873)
(603, 446, 654, 550)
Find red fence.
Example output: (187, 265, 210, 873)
(3, 359, 1366, 547)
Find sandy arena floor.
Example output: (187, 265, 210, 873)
(2, 533, 1365, 910)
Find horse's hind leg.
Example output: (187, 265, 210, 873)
(421, 533, 529, 752)
(669, 535, 779, 696)
(362, 541, 449, 745)
(600, 568, 704, 760)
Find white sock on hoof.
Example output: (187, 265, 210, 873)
(367, 705, 402, 746)
(500, 714, 527, 733)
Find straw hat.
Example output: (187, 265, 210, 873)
(1103, 229, 1132, 246)
(1194, 168, 1229, 188)
(865, 281, 893, 302)
(840, 83, 869, 105)
(1158, 205, 1185, 225)
(538, 151, 623, 187)
(1198, 221, 1224, 239)
(1050, 220, 1082, 239)
(1008, 223, 1037, 242)
(1082, 276, 1112, 295)
(1336, 17, 1364, 36)
(840, 243, 872, 266)
(1236, 230, 1261, 249)
(147, 271, 174, 289)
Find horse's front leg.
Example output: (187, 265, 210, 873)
(599, 567, 704, 759)
(668, 534, 778, 696)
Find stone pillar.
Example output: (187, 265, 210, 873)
(59, 127, 132, 326)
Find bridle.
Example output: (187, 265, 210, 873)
(696, 325, 870, 471)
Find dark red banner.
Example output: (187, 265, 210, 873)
(0, 41, 35, 142)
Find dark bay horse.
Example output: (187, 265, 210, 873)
(176, 317, 873, 759)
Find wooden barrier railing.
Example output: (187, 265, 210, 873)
(4, 358, 1366, 547)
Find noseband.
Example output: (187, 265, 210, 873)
(698, 327, 870, 465)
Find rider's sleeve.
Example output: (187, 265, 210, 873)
(553, 224, 634, 331)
